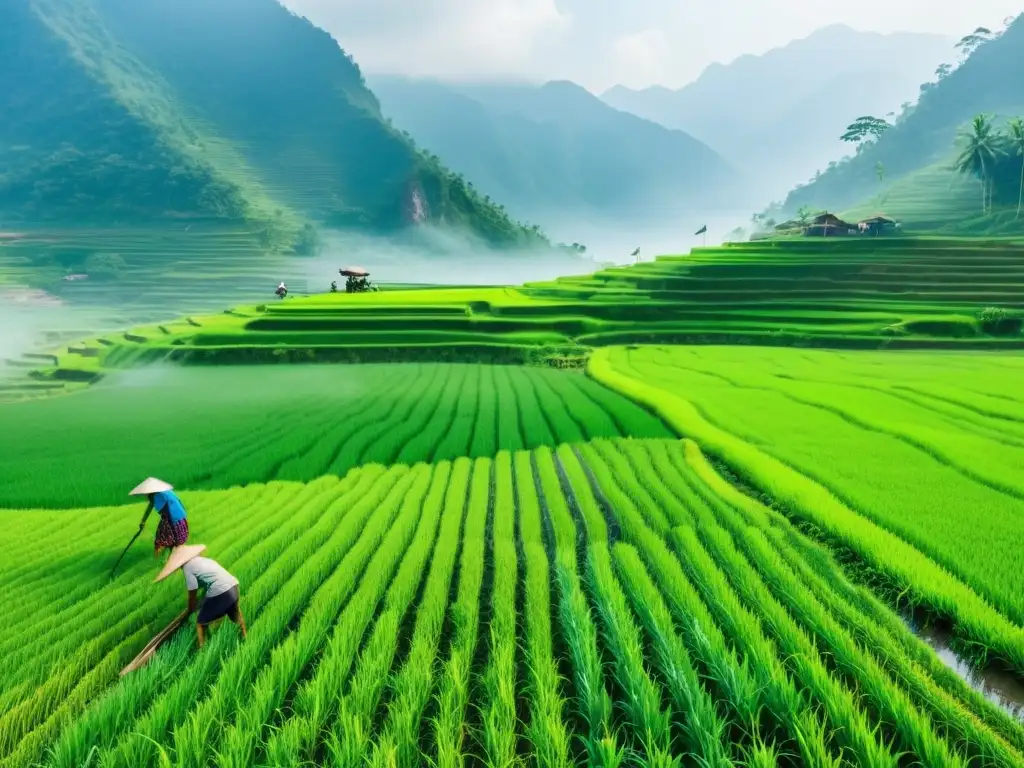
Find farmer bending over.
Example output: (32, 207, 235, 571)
(155, 544, 246, 648)
(131, 477, 189, 557)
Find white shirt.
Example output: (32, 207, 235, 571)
(182, 556, 239, 598)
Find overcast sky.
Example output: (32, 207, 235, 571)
(282, 0, 1022, 92)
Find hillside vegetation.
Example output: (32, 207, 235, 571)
(371, 77, 736, 227)
(784, 15, 1024, 227)
(0, 0, 543, 247)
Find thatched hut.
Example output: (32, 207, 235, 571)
(857, 215, 898, 235)
(804, 212, 856, 237)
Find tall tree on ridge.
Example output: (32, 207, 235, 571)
(1007, 118, 1024, 219)
(954, 114, 1005, 214)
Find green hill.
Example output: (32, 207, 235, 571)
(0, 0, 543, 247)
(368, 77, 736, 228)
(783, 15, 1024, 229)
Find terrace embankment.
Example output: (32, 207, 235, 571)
(7, 237, 1024, 396)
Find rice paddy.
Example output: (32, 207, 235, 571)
(5, 429, 1024, 768)
(0, 363, 669, 509)
(3, 236, 1024, 766)
(12, 236, 1022, 397)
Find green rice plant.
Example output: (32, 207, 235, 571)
(527, 374, 585, 445)
(365, 457, 473, 768)
(432, 364, 482, 461)
(584, 545, 678, 767)
(693, 521, 965, 766)
(535, 449, 622, 766)
(311, 463, 451, 768)
(366, 372, 464, 467)
(584, 441, 673, 531)
(39, 487, 344, 767)
(470, 365, 499, 458)
(3, 481, 326, 766)
(431, 457, 491, 768)
(512, 450, 572, 768)
(395, 364, 469, 464)
(213, 465, 435, 767)
(275, 370, 420, 480)
(3, 479, 335, 691)
(611, 545, 734, 767)
(669, 526, 899, 768)
(331, 365, 449, 472)
(479, 451, 522, 768)
(100, 468, 410, 768)
(506, 367, 557, 447)
(589, 346, 1024, 674)
(583, 453, 837, 765)
(558, 371, 672, 439)
(670, 438, 1024, 764)
(556, 447, 678, 763)
(767, 524, 1024, 758)
(494, 367, 526, 452)
(1, 363, 665, 510)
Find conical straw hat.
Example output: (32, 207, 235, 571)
(129, 477, 173, 496)
(154, 545, 206, 582)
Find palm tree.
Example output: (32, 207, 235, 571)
(1007, 118, 1024, 219)
(954, 114, 1006, 214)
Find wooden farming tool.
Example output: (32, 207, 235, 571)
(109, 527, 144, 578)
(120, 610, 189, 676)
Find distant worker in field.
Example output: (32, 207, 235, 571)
(131, 477, 189, 557)
(275, 282, 288, 299)
(155, 544, 246, 648)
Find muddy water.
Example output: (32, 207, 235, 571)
(904, 615, 1024, 721)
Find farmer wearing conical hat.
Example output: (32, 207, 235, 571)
(130, 477, 189, 557)
(155, 545, 246, 648)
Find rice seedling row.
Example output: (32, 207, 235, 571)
(0, 363, 667, 509)
(7, 434, 1024, 766)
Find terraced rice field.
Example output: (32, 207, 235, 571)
(0, 225, 305, 320)
(0, 363, 670, 508)
(27, 238, 1023, 392)
(5, 235, 1024, 766)
(4, 433, 1024, 768)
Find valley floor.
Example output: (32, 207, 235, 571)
(2, 347, 1024, 767)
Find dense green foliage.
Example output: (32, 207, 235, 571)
(0, 363, 669, 508)
(370, 77, 735, 227)
(5, 436, 1024, 767)
(0, 0, 543, 246)
(784, 15, 1024, 220)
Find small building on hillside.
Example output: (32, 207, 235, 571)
(774, 219, 803, 233)
(857, 215, 899, 235)
(804, 212, 857, 237)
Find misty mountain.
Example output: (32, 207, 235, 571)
(602, 24, 952, 199)
(368, 76, 738, 231)
(783, 15, 1024, 219)
(0, 0, 541, 247)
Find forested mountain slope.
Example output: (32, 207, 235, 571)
(784, 15, 1024, 219)
(0, 0, 542, 246)
(370, 77, 737, 228)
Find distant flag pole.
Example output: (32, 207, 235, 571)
(630, 247, 640, 263)
(694, 224, 708, 246)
